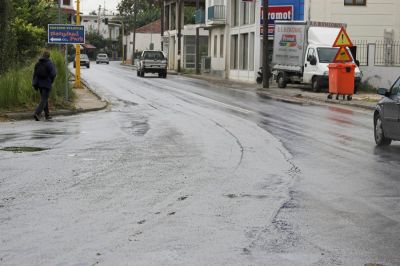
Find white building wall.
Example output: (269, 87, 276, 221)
(205, 0, 263, 82)
(210, 28, 227, 71)
(309, 0, 400, 41)
(124, 32, 162, 61)
(228, 0, 259, 83)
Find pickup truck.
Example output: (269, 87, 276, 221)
(137, 50, 167, 78)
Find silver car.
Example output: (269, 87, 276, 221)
(374, 76, 400, 146)
(96, 53, 109, 64)
(74, 54, 90, 68)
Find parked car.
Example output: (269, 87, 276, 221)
(96, 53, 109, 64)
(74, 54, 90, 68)
(137, 50, 167, 78)
(374, 76, 400, 146)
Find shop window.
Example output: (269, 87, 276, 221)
(344, 0, 366, 5)
(63, 0, 71, 5)
(239, 33, 248, 70)
(230, 35, 238, 69)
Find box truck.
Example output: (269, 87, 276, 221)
(272, 21, 362, 92)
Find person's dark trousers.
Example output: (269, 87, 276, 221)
(35, 87, 50, 117)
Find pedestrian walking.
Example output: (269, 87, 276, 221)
(32, 50, 57, 121)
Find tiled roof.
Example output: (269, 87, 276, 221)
(136, 20, 161, 34)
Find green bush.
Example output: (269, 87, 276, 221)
(0, 50, 73, 110)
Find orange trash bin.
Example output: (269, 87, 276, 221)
(327, 63, 356, 100)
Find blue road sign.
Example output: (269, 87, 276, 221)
(48, 24, 85, 44)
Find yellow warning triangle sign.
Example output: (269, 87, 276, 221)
(333, 27, 353, 47)
(333, 47, 353, 62)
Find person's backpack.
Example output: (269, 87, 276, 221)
(34, 61, 49, 79)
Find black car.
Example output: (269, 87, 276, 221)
(73, 54, 90, 68)
(374, 76, 400, 146)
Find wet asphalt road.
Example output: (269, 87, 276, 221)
(0, 62, 399, 265)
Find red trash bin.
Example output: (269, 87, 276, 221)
(327, 63, 356, 100)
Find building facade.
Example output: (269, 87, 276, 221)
(308, 0, 400, 42)
(163, 0, 209, 71)
(80, 15, 120, 41)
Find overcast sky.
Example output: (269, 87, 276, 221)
(78, 0, 120, 15)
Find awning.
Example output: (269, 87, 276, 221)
(81, 44, 96, 49)
(61, 8, 76, 15)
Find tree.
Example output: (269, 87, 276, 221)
(0, 0, 15, 74)
(0, 0, 59, 73)
(117, 0, 162, 62)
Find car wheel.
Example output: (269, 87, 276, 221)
(374, 114, 392, 146)
(312, 77, 321, 92)
(107, 62, 109, 64)
(96, 62, 99, 64)
(277, 74, 287, 88)
(87, 65, 90, 69)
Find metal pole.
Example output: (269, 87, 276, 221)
(262, 0, 270, 88)
(195, 0, 200, 74)
(122, 21, 125, 64)
(132, 2, 137, 65)
(65, 45, 69, 101)
(74, 0, 81, 88)
(58, 1, 61, 51)
(177, 0, 182, 73)
(161, 0, 164, 51)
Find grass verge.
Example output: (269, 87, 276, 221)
(0, 50, 74, 113)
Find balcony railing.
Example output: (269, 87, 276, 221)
(195, 9, 205, 24)
(208, 5, 226, 23)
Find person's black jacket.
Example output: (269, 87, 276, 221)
(32, 57, 57, 90)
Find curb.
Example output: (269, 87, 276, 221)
(257, 90, 376, 110)
(182, 73, 378, 111)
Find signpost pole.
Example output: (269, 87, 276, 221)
(74, 0, 81, 88)
(65, 46, 69, 101)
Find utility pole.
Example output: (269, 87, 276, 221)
(177, 0, 182, 73)
(161, 0, 164, 51)
(98, 5, 101, 34)
(131, 1, 137, 65)
(262, 0, 270, 88)
(122, 21, 125, 64)
(195, 0, 200, 74)
(74, 0, 81, 88)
